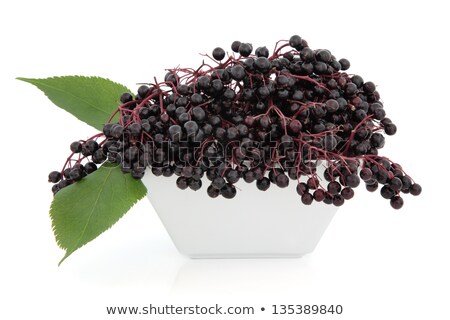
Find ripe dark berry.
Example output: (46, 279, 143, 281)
(341, 187, 354, 200)
(401, 176, 412, 190)
(52, 184, 60, 194)
(178, 112, 190, 125)
(120, 92, 133, 103)
(339, 58, 350, 70)
(409, 183, 422, 196)
(389, 177, 403, 191)
(151, 167, 163, 176)
(327, 181, 341, 195)
(275, 174, 289, 188)
(211, 79, 224, 92)
(289, 35, 302, 49)
(212, 47, 225, 60)
(345, 83, 358, 96)
(189, 179, 202, 191)
(129, 123, 142, 137)
(288, 119, 302, 134)
(314, 62, 327, 75)
(323, 135, 337, 151)
(81, 145, 92, 157)
(162, 167, 174, 177)
(255, 57, 271, 73)
(381, 118, 392, 126)
(330, 60, 341, 71)
(307, 177, 319, 189)
(380, 185, 395, 199)
(227, 127, 239, 140)
(70, 141, 82, 153)
(345, 174, 360, 188)
(255, 46, 269, 58)
(370, 133, 385, 148)
(176, 177, 188, 190)
(189, 93, 202, 106)
(256, 177, 271, 191)
(379, 159, 391, 171)
(236, 124, 249, 136)
(301, 193, 313, 205)
(192, 106, 206, 122)
(168, 125, 182, 142)
(226, 170, 240, 184)
(238, 43, 253, 57)
(325, 99, 339, 113)
(58, 179, 72, 189)
(111, 124, 124, 138)
(63, 168, 71, 179)
(384, 123, 397, 135)
(215, 127, 226, 140)
(131, 169, 145, 179)
(197, 76, 210, 90)
(103, 123, 113, 137)
(243, 170, 256, 183)
(182, 166, 194, 178)
(48, 171, 61, 183)
(316, 49, 332, 63)
(363, 82, 376, 93)
(390, 196, 404, 209)
(184, 121, 199, 136)
(138, 85, 150, 98)
(323, 194, 333, 205)
(231, 40, 241, 53)
(164, 72, 178, 84)
(84, 140, 99, 154)
(207, 185, 220, 198)
(374, 108, 386, 120)
(69, 168, 83, 181)
(366, 181, 379, 192)
(300, 47, 314, 62)
(351, 75, 364, 88)
(313, 189, 326, 202)
(84, 162, 97, 174)
(221, 183, 237, 199)
(223, 88, 236, 100)
(175, 108, 187, 119)
(212, 176, 226, 190)
(296, 182, 308, 196)
(333, 194, 345, 206)
(230, 65, 246, 81)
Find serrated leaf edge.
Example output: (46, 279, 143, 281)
(16, 76, 133, 131)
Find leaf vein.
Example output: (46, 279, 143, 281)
(30, 80, 108, 115)
(71, 168, 114, 252)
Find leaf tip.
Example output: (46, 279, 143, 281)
(58, 251, 71, 266)
(16, 77, 37, 85)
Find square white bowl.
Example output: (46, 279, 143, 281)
(143, 169, 337, 258)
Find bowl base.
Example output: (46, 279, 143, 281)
(187, 253, 307, 259)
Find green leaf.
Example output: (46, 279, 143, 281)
(17, 76, 131, 131)
(50, 162, 147, 265)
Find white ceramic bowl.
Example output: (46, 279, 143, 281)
(142, 166, 338, 259)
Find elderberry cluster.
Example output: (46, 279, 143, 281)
(48, 35, 421, 209)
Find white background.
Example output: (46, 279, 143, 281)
(1, 0, 449, 319)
